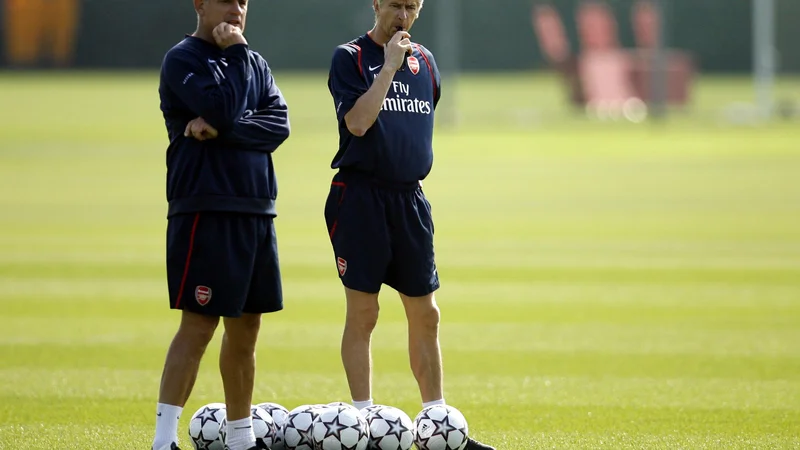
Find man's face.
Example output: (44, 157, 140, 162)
(198, 0, 248, 32)
(375, 0, 421, 35)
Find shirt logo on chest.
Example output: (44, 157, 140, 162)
(407, 56, 420, 75)
(379, 80, 432, 115)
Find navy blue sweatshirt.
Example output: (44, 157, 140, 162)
(159, 35, 290, 218)
(327, 34, 441, 184)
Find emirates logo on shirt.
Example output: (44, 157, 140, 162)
(380, 81, 432, 115)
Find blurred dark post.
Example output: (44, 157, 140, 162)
(649, 0, 668, 120)
(434, 0, 459, 128)
(753, 0, 776, 120)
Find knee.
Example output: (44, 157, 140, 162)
(407, 298, 440, 334)
(223, 314, 262, 350)
(346, 301, 380, 336)
(177, 312, 220, 347)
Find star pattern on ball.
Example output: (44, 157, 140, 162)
(341, 439, 360, 450)
(295, 425, 314, 448)
(433, 413, 458, 437)
(384, 415, 407, 440)
(251, 407, 265, 421)
(193, 434, 216, 450)
(323, 415, 350, 439)
(197, 406, 222, 427)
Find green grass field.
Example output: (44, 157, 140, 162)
(1, 71, 799, 449)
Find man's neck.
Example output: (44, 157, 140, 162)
(192, 28, 215, 44)
(368, 26, 390, 46)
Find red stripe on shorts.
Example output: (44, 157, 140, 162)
(175, 213, 200, 309)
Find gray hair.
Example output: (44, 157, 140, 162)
(376, 0, 424, 7)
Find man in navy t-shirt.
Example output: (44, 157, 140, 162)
(152, 1, 290, 450)
(325, 1, 493, 448)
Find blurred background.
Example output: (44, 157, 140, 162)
(1, 1, 799, 448)
(2, 0, 800, 124)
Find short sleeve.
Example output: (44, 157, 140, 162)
(418, 45, 441, 110)
(328, 45, 368, 122)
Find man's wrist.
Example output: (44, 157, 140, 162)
(222, 42, 249, 54)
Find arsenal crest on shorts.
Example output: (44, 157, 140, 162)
(195, 285, 212, 305)
(337, 257, 347, 276)
(407, 56, 420, 75)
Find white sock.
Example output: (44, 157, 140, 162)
(423, 399, 446, 409)
(226, 416, 256, 450)
(153, 403, 182, 450)
(352, 399, 373, 410)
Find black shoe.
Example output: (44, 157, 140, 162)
(464, 437, 495, 450)
(152, 444, 180, 450)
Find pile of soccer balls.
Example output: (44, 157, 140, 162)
(188, 401, 471, 450)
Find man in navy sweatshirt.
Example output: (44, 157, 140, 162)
(324, 1, 493, 449)
(152, 1, 290, 449)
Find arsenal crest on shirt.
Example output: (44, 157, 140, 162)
(407, 56, 420, 75)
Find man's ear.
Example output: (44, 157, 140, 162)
(194, 0, 205, 15)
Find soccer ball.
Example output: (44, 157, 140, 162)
(359, 405, 383, 418)
(251, 405, 279, 448)
(328, 401, 360, 411)
(282, 404, 323, 450)
(412, 405, 469, 450)
(256, 402, 290, 450)
(364, 406, 414, 450)
(312, 405, 369, 450)
(189, 402, 227, 450)
(219, 405, 279, 450)
(328, 402, 363, 419)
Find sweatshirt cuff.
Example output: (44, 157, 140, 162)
(223, 43, 249, 58)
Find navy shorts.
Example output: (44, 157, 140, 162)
(166, 212, 283, 318)
(324, 170, 440, 297)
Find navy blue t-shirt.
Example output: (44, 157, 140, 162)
(159, 35, 290, 218)
(327, 33, 441, 184)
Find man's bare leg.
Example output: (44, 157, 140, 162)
(220, 313, 262, 450)
(153, 311, 219, 450)
(341, 287, 380, 407)
(399, 292, 443, 404)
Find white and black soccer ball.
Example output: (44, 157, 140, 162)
(364, 406, 414, 450)
(328, 401, 361, 412)
(412, 405, 469, 450)
(359, 405, 383, 418)
(218, 406, 277, 450)
(220, 417, 227, 448)
(312, 405, 369, 450)
(256, 402, 290, 450)
(189, 402, 227, 450)
(250, 405, 279, 449)
(329, 402, 364, 421)
(283, 404, 323, 450)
